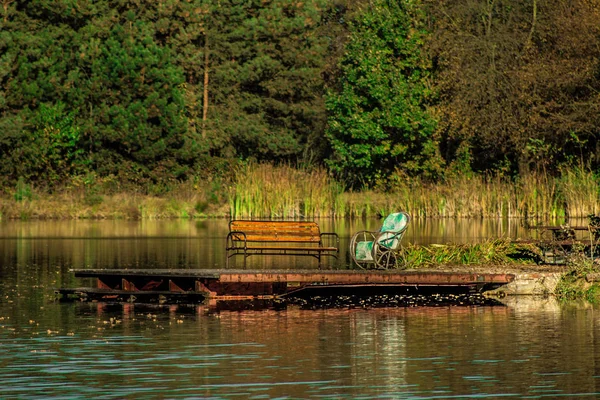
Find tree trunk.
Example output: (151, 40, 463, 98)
(3, 0, 15, 23)
(202, 36, 209, 139)
(524, 0, 537, 52)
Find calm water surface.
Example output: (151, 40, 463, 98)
(1, 219, 599, 399)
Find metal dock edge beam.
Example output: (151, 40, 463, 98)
(56, 269, 515, 303)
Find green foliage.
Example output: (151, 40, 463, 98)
(29, 102, 86, 185)
(0, 0, 339, 189)
(83, 20, 189, 184)
(325, 0, 439, 188)
(426, 0, 600, 176)
(554, 246, 600, 303)
(399, 239, 541, 268)
(0, 1, 191, 187)
(2, 0, 600, 191)
(14, 177, 33, 202)
(207, 0, 330, 162)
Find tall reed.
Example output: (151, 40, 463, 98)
(228, 164, 600, 219)
(516, 172, 562, 219)
(388, 173, 519, 218)
(2, 164, 599, 220)
(225, 163, 600, 219)
(385, 170, 599, 219)
(228, 163, 344, 219)
(558, 166, 600, 218)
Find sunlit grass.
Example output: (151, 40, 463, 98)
(1, 163, 599, 219)
(0, 183, 216, 220)
(399, 239, 541, 269)
(558, 166, 600, 218)
(554, 250, 600, 303)
(228, 163, 344, 219)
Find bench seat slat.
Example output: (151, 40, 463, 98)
(233, 235, 321, 243)
(240, 246, 338, 251)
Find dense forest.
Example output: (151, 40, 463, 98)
(1, 0, 600, 193)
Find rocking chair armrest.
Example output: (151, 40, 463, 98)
(375, 229, 405, 238)
(350, 230, 378, 242)
(374, 230, 407, 248)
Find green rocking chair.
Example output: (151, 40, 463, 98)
(350, 212, 411, 269)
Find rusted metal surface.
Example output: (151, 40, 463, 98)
(56, 268, 516, 304)
(215, 271, 513, 285)
(74, 268, 513, 282)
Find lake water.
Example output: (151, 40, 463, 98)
(1, 218, 599, 399)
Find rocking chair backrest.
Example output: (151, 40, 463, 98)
(376, 212, 410, 250)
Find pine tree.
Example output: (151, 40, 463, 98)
(325, 0, 439, 188)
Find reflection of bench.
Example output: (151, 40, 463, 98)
(226, 220, 339, 268)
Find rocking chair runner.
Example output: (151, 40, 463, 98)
(350, 212, 411, 269)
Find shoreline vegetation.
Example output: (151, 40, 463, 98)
(1, 163, 599, 221)
(3, 169, 600, 302)
(403, 240, 600, 303)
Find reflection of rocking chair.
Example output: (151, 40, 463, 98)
(350, 212, 411, 269)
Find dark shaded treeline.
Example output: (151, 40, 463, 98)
(1, 0, 599, 192)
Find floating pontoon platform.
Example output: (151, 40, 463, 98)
(56, 269, 515, 304)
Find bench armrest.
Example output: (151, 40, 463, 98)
(320, 232, 340, 250)
(226, 231, 247, 249)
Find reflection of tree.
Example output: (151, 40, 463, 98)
(348, 313, 408, 389)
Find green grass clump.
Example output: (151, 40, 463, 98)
(555, 253, 600, 303)
(399, 239, 542, 268)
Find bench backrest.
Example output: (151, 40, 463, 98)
(229, 220, 322, 243)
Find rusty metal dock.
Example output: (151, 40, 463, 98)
(56, 269, 516, 304)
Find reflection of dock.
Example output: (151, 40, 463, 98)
(56, 269, 515, 304)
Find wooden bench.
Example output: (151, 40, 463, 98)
(531, 225, 597, 241)
(523, 224, 600, 264)
(225, 220, 339, 268)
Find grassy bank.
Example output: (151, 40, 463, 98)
(555, 254, 600, 303)
(397, 241, 600, 304)
(399, 239, 542, 268)
(1, 163, 599, 220)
